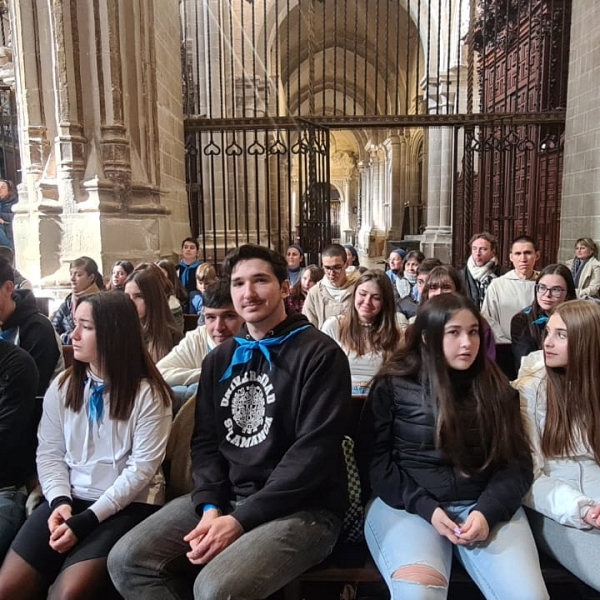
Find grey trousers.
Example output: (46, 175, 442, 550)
(108, 495, 341, 600)
(526, 507, 600, 592)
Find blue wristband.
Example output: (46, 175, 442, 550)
(203, 503, 220, 513)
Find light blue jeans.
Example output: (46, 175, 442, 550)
(365, 497, 549, 600)
(0, 487, 27, 562)
(108, 494, 341, 600)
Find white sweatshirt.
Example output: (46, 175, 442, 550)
(481, 269, 536, 343)
(513, 351, 600, 529)
(156, 325, 215, 387)
(37, 373, 172, 522)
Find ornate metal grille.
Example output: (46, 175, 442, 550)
(181, 0, 570, 266)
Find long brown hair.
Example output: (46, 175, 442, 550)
(125, 266, 182, 362)
(376, 294, 530, 472)
(60, 292, 172, 419)
(543, 300, 600, 463)
(339, 270, 401, 361)
(420, 265, 465, 305)
(156, 259, 188, 304)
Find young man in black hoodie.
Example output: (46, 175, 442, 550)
(110, 244, 352, 600)
(0, 258, 62, 394)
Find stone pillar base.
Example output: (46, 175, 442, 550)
(421, 227, 453, 263)
(358, 226, 388, 257)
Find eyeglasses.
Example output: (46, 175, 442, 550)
(535, 283, 565, 298)
(323, 264, 344, 273)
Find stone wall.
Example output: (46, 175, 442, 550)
(560, 0, 600, 260)
(9, 0, 188, 287)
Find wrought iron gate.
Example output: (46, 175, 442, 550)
(180, 0, 570, 266)
(183, 123, 329, 265)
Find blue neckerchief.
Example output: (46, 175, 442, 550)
(524, 305, 548, 326)
(0, 327, 17, 344)
(179, 259, 200, 289)
(87, 379, 106, 423)
(219, 324, 311, 382)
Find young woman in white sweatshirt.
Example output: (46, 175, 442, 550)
(0, 291, 172, 599)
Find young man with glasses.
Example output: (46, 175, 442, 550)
(303, 243, 358, 328)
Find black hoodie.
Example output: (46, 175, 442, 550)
(191, 313, 351, 531)
(0, 341, 39, 487)
(2, 289, 62, 395)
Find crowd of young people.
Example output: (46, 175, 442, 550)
(0, 234, 598, 599)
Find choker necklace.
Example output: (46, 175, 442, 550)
(359, 321, 373, 328)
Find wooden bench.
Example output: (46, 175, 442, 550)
(62, 344, 74, 368)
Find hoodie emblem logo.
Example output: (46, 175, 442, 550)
(221, 370, 275, 448)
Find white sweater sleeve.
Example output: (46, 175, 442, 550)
(89, 386, 172, 522)
(157, 328, 210, 387)
(37, 378, 72, 503)
(302, 286, 320, 327)
(320, 316, 341, 342)
(480, 280, 508, 343)
(516, 376, 595, 529)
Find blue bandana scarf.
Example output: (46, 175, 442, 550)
(87, 380, 106, 423)
(179, 259, 200, 289)
(524, 306, 549, 327)
(0, 327, 17, 344)
(219, 325, 311, 382)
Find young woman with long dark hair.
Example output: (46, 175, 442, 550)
(108, 260, 134, 291)
(514, 299, 600, 591)
(322, 270, 402, 394)
(125, 267, 182, 362)
(285, 264, 324, 314)
(0, 292, 172, 599)
(156, 259, 188, 312)
(363, 294, 547, 599)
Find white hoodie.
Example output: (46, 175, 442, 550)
(513, 351, 600, 528)
(37, 373, 172, 522)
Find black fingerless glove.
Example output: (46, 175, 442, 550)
(65, 509, 100, 541)
(50, 496, 73, 510)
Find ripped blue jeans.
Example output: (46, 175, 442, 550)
(364, 497, 549, 600)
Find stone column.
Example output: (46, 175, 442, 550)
(421, 77, 454, 263)
(10, 0, 188, 287)
(559, 0, 600, 260)
(356, 157, 371, 254)
(384, 133, 407, 243)
(9, 0, 53, 282)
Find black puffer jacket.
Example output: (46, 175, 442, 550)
(51, 294, 75, 344)
(2, 289, 62, 394)
(363, 374, 533, 531)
